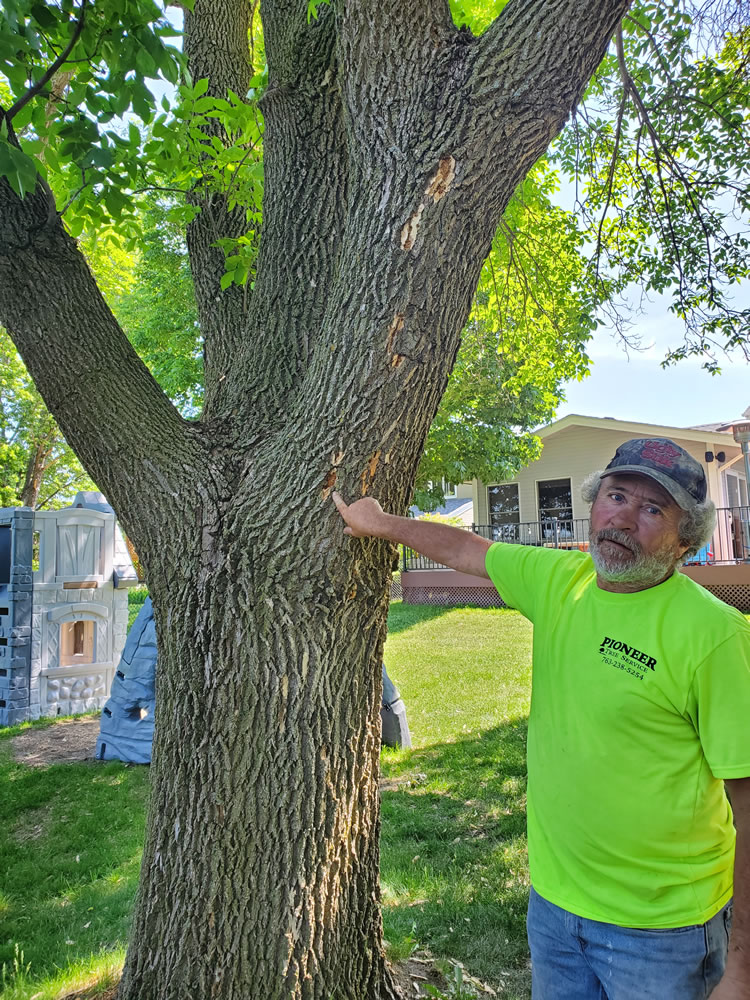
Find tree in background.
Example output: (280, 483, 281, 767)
(0, 358, 95, 508)
(114, 197, 203, 414)
(0, 202, 200, 507)
(0, 1, 748, 998)
(414, 159, 596, 507)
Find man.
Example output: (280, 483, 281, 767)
(333, 438, 750, 999)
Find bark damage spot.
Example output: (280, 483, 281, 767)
(400, 204, 424, 251)
(321, 468, 337, 500)
(386, 313, 406, 368)
(425, 155, 456, 202)
(386, 314, 404, 352)
(360, 450, 381, 495)
(320, 452, 345, 500)
(399, 155, 456, 251)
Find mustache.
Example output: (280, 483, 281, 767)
(591, 528, 643, 558)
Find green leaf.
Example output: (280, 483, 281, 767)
(0, 139, 39, 198)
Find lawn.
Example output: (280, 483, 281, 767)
(0, 603, 533, 1000)
(381, 605, 532, 998)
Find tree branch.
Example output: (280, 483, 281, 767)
(6, 0, 88, 123)
(182, 0, 252, 418)
(0, 177, 205, 552)
(593, 83, 628, 296)
(614, 25, 718, 298)
(472, 0, 632, 126)
(211, 0, 348, 436)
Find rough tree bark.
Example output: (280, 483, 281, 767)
(20, 429, 55, 508)
(0, 1, 631, 997)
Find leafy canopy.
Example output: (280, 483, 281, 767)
(1, 0, 748, 511)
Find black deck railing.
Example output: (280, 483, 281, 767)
(401, 506, 750, 571)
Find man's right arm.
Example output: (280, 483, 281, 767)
(332, 492, 492, 579)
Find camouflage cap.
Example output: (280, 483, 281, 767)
(600, 438, 707, 510)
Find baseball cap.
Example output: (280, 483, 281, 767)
(599, 438, 707, 510)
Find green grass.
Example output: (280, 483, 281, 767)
(0, 723, 150, 999)
(126, 586, 149, 630)
(381, 606, 532, 997)
(0, 603, 533, 999)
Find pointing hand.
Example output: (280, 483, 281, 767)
(332, 492, 389, 538)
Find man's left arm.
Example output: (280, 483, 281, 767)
(712, 776, 750, 999)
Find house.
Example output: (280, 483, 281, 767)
(409, 489, 475, 527)
(402, 412, 750, 611)
(466, 413, 748, 563)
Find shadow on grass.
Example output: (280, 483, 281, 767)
(387, 603, 470, 635)
(0, 757, 148, 987)
(0, 707, 530, 997)
(380, 718, 530, 992)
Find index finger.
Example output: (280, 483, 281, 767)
(332, 491, 347, 512)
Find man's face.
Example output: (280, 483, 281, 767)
(589, 474, 689, 591)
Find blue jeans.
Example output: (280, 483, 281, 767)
(527, 886, 733, 999)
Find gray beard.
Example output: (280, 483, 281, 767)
(589, 527, 680, 589)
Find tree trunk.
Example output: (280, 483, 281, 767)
(118, 500, 400, 1000)
(0, 2, 632, 998)
(19, 431, 54, 508)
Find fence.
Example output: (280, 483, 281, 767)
(709, 507, 750, 564)
(401, 507, 750, 572)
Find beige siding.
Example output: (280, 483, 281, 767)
(474, 426, 737, 527)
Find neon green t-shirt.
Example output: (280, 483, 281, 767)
(485, 542, 750, 928)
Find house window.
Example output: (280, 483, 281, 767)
(488, 484, 520, 540)
(60, 620, 95, 666)
(726, 473, 748, 509)
(537, 479, 573, 521)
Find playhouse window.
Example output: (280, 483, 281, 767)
(60, 620, 95, 666)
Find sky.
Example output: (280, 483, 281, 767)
(558, 304, 749, 429)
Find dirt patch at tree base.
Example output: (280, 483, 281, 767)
(10, 716, 102, 767)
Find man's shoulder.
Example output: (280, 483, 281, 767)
(673, 570, 750, 635)
(487, 542, 593, 580)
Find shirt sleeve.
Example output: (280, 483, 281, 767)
(485, 543, 587, 624)
(686, 629, 750, 779)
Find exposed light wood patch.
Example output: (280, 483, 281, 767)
(360, 450, 382, 495)
(400, 205, 424, 251)
(425, 155, 456, 202)
(320, 468, 337, 500)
